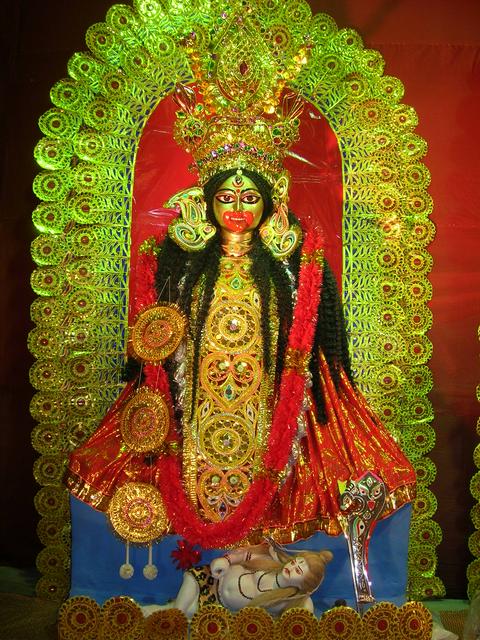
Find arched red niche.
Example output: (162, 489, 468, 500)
(129, 92, 343, 316)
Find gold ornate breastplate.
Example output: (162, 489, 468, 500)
(183, 256, 276, 522)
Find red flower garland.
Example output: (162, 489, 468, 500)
(134, 229, 324, 548)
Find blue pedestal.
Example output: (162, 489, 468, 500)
(70, 497, 411, 611)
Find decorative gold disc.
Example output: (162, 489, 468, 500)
(231, 607, 274, 640)
(101, 596, 144, 639)
(108, 482, 168, 544)
(57, 596, 101, 640)
(129, 304, 186, 362)
(120, 386, 169, 453)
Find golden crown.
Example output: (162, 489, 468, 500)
(173, 11, 311, 185)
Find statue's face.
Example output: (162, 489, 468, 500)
(213, 173, 264, 233)
(281, 556, 309, 589)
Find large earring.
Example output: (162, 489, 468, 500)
(165, 186, 216, 251)
(259, 174, 301, 259)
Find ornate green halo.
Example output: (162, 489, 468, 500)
(30, 0, 439, 599)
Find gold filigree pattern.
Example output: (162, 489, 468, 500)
(120, 386, 169, 453)
(57, 597, 435, 639)
(187, 256, 274, 522)
(317, 605, 361, 639)
(100, 596, 144, 640)
(199, 415, 254, 468)
(206, 301, 259, 352)
(362, 601, 399, 638)
(129, 304, 187, 363)
(144, 609, 188, 639)
(230, 607, 274, 639)
(397, 601, 433, 639)
(190, 604, 232, 640)
(107, 482, 168, 544)
(275, 607, 318, 639)
(58, 595, 101, 640)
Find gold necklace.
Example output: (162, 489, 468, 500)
(221, 229, 253, 256)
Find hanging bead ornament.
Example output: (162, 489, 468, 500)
(119, 541, 134, 580)
(143, 544, 158, 580)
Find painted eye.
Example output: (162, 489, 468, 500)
(242, 193, 261, 204)
(216, 193, 235, 203)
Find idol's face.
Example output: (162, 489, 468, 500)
(281, 556, 308, 589)
(213, 173, 264, 233)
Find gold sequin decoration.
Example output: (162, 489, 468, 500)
(317, 606, 361, 639)
(397, 601, 433, 639)
(107, 482, 168, 544)
(275, 608, 318, 639)
(284, 347, 311, 374)
(100, 596, 144, 640)
(190, 604, 232, 640)
(35, 572, 70, 601)
(199, 414, 254, 468)
(231, 607, 274, 639)
(190, 256, 272, 522)
(144, 609, 188, 639)
(362, 601, 399, 639)
(129, 304, 186, 363)
(58, 596, 101, 640)
(198, 467, 250, 517)
(206, 299, 259, 352)
(120, 386, 169, 453)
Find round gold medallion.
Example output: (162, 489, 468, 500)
(101, 596, 144, 639)
(120, 386, 169, 453)
(58, 596, 101, 640)
(129, 304, 186, 363)
(276, 608, 318, 639)
(231, 607, 274, 639)
(108, 482, 168, 544)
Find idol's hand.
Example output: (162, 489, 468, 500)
(210, 557, 230, 578)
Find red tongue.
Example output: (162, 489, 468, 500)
(223, 210, 254, 232)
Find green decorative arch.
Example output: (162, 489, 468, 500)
(30, 0, 442, 601)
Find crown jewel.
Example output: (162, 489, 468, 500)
(173, 12, 311, 185)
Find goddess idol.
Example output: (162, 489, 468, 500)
(65, 14, 416, 604)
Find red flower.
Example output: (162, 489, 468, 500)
(170, 539, 202, 570)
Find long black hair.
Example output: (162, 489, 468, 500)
(133, 167, 353, 424)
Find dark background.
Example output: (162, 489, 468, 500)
(1, 0, 479, 599)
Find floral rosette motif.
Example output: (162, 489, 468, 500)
(36, 571, 69, 601)
(231, 607, 274, 640)
(190, 604, 232, 640)
(144, 609, 188, 639)
(397, 601, 432, 639)
(58, 596, 101, 640)
(317, 606, 362, 639)
(275, 608, 318, 639)
(107, 482, 168, 544)
(99, 596, 144, 640)
(120, 386, 169, 453)
(362, 602, 399, 638)
(129, 303, 187, 363)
